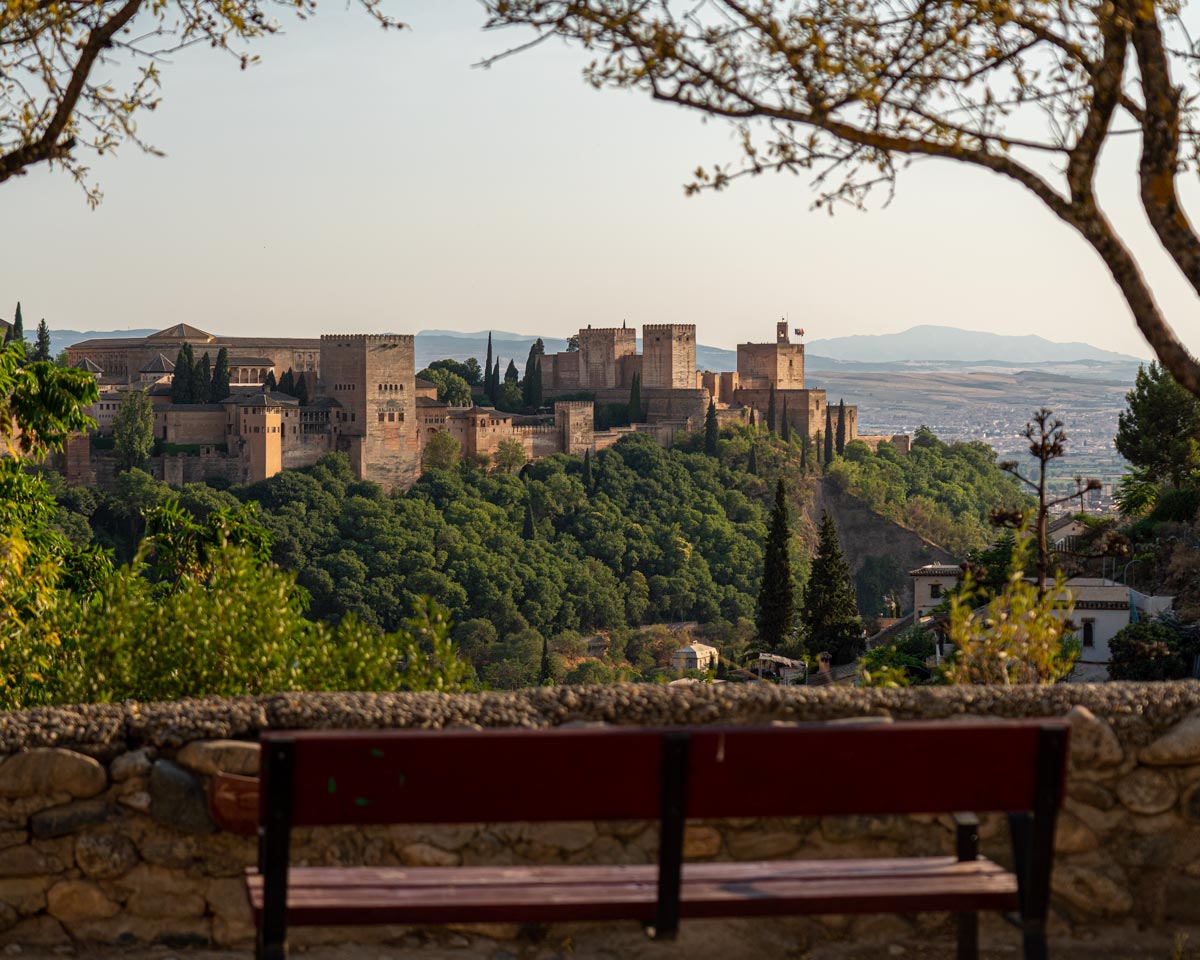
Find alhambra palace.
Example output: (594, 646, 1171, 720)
(64, 320, 908, 489)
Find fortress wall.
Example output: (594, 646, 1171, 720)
(281, 431, 331, 471)
(157, 408, 228, 446)
(0, 685, 1195, 954)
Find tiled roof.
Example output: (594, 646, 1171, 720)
(140, 353, 176, 373)
(148, 323, 215, 342)
(74, 357, 104, 373)
(909, 564, 962, 577)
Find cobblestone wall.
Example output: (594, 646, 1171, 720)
(0, 683, 1199, 952)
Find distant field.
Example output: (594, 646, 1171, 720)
(812, 367, 1131, 485)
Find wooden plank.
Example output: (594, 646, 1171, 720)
(244, 859, 1019, 926)
(247, 857, 1011, 890)
(265, 720, 1067, 827)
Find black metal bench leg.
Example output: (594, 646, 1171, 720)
(257, 929, 286, 960)
(1022, 922, 1048, 960)
(957, 912, 979, 960)
(953, 813, 979, 960)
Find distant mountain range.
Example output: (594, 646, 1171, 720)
(48, 324, 1144, 382)
(805, 325, 1139, 364)
(49, 328, 155, 358)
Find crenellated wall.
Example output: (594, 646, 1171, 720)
(0, 684, 1196, 956)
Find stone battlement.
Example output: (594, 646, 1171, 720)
(319, 334, 415, 345)
(578, 327, 636, 338)
(642, 323, 695, 334)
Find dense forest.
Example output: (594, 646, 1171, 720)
(824, 429, 1029, 556)
(44, 418, 1033, 687)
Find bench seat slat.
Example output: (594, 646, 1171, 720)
(246, 858, 1019, 926)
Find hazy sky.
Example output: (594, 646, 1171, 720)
(6, 1, 1200, 356)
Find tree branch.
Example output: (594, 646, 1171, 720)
(0, 0, 144, 184)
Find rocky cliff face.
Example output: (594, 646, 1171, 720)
(805, 479, 954, 615)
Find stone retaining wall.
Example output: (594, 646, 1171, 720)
(0, 683, 1199, 952)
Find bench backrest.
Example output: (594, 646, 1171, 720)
(259, 719, 1069, 828)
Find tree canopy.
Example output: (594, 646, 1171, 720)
(484, 0, 1200, 397)
(1116, 362, 1200, 490)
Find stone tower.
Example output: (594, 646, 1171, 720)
(238, 396, 284, 483)
(556, 400, 595, 455)
(736, 324, 805, 390)
(319, 334, 420, 492)
(577, 327, 637, 389)
(642, 324, 697, 390)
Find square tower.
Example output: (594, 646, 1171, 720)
(642, 324, 697, 389)
(555, 400, 595, 455)
(737, 323, 805, 390)
(577, 327, 637, 390)
(319, 334, 420, 491)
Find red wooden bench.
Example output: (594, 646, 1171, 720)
(212, 719, 1068, 960)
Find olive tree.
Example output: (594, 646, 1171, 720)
(1, 0, 402, 204)
(483, 0, 1200, 396)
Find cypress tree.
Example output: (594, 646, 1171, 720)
(780, 397, 791, 442)
(33, 319, 51, 362)
(264, 369, 277, 391)
(766, 385, 776, 435)
(171, 343, 196, 403)
(800, 434, 808, 472)
(756, 479, 794, 652)
(815, 431, 823, 466)
(748, 443, 758, 476)
(802, 510, 864, 665)
(523, 500, 536, 540)
(582, 448, 593, 492)
(522, 339, 544, 408)
(211, 347, 232, 401)
(748, 408, 756, 429)
(491, 359, 501, 403)
(704, 399, 719, 456)
(531, 357, 543, 409)
(279, 368, 295, 396)
(195, 352, 211, 404)
(836, 399, 847, 455)
(7, 303, 24, 356)
(484, 332, 494, 397)
(824, 404, 834, 462)
(504, 359, 519, 384)
(294, 372, 309, 405)
(628, 373, 642, 423)
(538, 636, 552, 685)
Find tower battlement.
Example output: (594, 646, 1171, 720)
(320, 334, 415, 346)
(643, 323, 695, 335)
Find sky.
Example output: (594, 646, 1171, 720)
(6, 1, 1200, 356)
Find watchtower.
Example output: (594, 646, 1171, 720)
(556, 400, 595, 455)
(642, 324, 697, 390)
(319, 334, 420, 491)
(577, 326, 637, 390)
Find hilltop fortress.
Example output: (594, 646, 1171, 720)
(65, 321, 906, 490)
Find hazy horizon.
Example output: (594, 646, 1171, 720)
(7, 1, 1200, 358)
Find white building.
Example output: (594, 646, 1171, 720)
(909, 564, 962, 617)
(1062, 578, 1174, 681)
(671, 643, 719, 673)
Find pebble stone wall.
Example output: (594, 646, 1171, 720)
(0, 683, 1199, 954)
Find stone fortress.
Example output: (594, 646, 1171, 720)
(65, 321, 907, 490)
